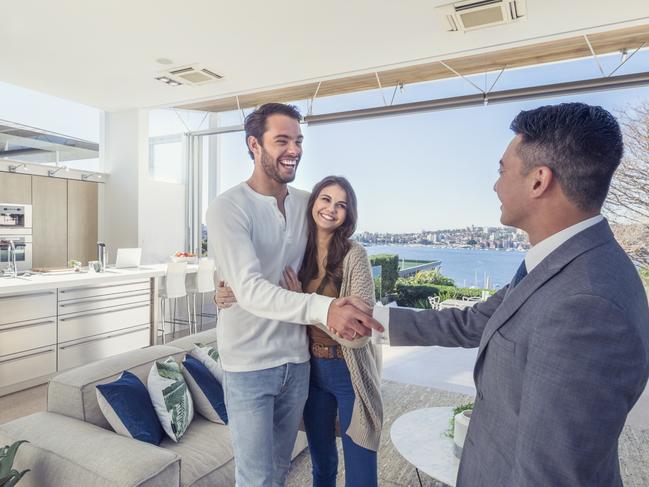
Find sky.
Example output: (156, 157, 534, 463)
(214, 50, 649, 233)
(2, 50, 649, 234)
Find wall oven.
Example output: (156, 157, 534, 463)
(0, 204, 32, 235)
(0, 235, 32, 271)
(0, 204, 33, 271)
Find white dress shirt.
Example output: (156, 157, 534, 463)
(373, 215, 604, 344)
(207, 183, 333, 372)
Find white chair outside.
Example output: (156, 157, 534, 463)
(462, 296, 481, 302)
(158, 262, 191, 344)
(427, 295, 441, 310)
(187, 258, 216, 334)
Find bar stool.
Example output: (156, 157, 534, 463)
(158, 262, 191, 344)
(187, 258, 216, 333)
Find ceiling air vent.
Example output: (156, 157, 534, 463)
(159, 64, 224, 86)
(436, 0, 526, 33)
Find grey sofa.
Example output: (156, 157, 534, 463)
(0, 329, 307, 486)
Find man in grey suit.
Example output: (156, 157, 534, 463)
(344, 103, 649, 486)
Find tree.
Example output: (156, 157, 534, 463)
(605, 101, 649, 269)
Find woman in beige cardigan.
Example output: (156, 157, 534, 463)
(218, 175, 383, 486)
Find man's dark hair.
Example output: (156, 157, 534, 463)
(244, 103, 302, 160)
(510, 102, 623, 211)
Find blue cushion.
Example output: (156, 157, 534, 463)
(182, 355, 228, 424)
(96, 371, 164, 445)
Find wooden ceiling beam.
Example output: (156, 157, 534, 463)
(176, 24, 649, 114)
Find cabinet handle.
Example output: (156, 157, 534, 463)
(59, 292, 150, 307)
(59, 304, 149, 321)
(0, 348, 55, 365)
(59, 325, 149, 350)
(0, 291, 56, 300)
(59, 281, 150, 293)
(0, 320, 55, 333)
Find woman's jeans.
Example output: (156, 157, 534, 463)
(303, 357, 378, 487)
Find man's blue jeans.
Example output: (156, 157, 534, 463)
(303, 357, 378, 487)
(224, 361, 310, 487)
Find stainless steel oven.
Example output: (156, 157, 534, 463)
(0, 235, 32, 271)
(0, 204, 32, 235)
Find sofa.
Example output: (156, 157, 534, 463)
(0, 329, 308, 486)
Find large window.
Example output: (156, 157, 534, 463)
(149, 135, 185, 183)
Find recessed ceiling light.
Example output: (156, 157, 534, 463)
(154, 76, 182, 86)
(156, 58, 173, 65)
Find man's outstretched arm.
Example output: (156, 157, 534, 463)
(208, 199, 383, 340)
(340, 286, 506, 348)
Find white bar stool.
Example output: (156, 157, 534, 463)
(158, 262, 191, 344)
(187, 258, 216, 333)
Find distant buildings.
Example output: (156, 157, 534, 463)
(355, 226, 530, 250)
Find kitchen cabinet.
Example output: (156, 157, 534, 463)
(0, 276, 154, 394)
(57, 324, 149, 371)
(32, 176, 67, 268)
(0, 172, 32, 204)
(0, 291, 58, 393)
(67, 180, 98, 265)
(57, 279, 151, 371)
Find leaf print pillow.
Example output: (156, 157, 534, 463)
(191, 343, 224, 383)
(148, 356, 194, 442)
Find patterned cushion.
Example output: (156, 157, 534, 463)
(148, 357, 194, 442)
(96, 371, 164, 445)
(190, 343, 224, 382)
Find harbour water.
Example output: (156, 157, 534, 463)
(366, 245, 525, 289)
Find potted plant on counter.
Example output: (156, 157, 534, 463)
(0, 440, 29, 487)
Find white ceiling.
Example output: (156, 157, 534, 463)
(2, 0, 648, 112)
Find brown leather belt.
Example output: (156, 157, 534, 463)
(310, 342, 344, 359)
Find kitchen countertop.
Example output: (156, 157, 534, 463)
(0, 264, 197, 296)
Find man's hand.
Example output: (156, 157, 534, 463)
(326, 297, 384, 341)
(214, 281, 237, 309)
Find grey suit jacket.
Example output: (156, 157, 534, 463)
(389, 220, 649, 486)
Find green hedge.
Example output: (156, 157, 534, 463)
(370, 254, 399, 295)
(373, 276, 382, 302)
(400, 270, 455, 287)
(395, 282, 486, 308)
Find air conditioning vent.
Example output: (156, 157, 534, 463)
(159, 64, 224, 86)
(436, 0, 526, 33)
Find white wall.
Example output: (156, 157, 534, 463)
(101, 108, 186, 264)
(140, 179, 186, 263)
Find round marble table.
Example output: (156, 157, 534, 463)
(390, 407, 460, 487)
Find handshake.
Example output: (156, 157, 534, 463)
(325, 296, 386, 343)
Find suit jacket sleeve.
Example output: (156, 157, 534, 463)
(388, 286, 507, 348)
(511, 293, 648, 486)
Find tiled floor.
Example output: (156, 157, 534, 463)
(0, 383, 47, 425)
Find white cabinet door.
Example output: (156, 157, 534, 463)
(0, 318, 57, 357)
(57, 325, 150, 371)
(0, 291, 57, 326)
(58, 303, 150, 343)
(0, 346, 57, 389)
(58, 279, 150, 302)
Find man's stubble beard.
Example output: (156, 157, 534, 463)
(260, 146, 297, 184)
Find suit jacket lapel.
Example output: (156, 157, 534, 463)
(475, 220, 615, 364)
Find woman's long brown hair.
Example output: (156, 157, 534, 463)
(298, 176, 358, 295)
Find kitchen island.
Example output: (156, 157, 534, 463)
(0, 265, 194, 396)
